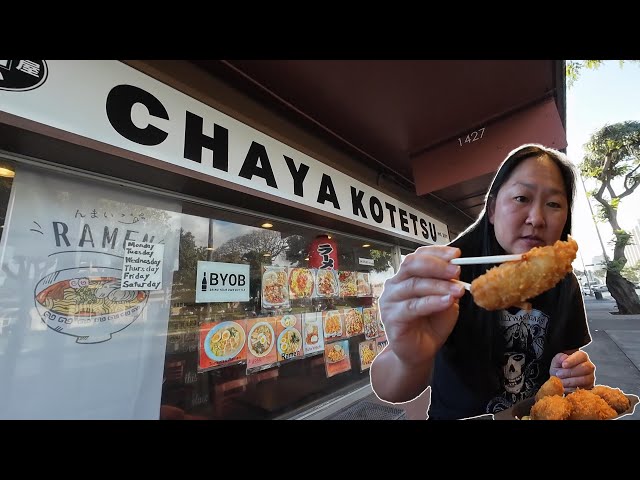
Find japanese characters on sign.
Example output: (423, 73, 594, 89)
(0, 59, 48, 91)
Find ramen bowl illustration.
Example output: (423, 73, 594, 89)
(34, 266, 149, 344)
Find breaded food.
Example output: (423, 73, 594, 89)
(470, 236, 578, 311)
(530, 395, 572, 420)
(591, 385, 630, 414)
(566, 388, 617, 420)
(535, 376, 565, 402)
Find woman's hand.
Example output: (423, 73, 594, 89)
(549, 350, 595, 392)
(378, 245, 466, 368)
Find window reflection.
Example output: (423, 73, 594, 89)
(162, 213, 396, 420)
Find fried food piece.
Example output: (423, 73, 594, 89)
(566, 388, 617, 420)
(591, 385, 630, 414)
(535, 376, 565, 402)
(470, 236, 578, 311)
(530, 395, 572, 420)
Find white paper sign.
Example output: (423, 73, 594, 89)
(0, 165, 182, 420)
(358, 257, 375, 266)
(196, 261, 250, 303)
(122, 241, 164, 290)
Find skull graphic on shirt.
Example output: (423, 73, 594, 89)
(486, 308, 550, 414)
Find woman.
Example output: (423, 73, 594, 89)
(370, 144, 595, 420)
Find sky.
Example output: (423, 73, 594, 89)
(565, 60, 640, 272)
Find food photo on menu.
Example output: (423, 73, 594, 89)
(245, 316, 278, 372)
(356, 272, 372, 297)
(288, 267, 315, 299)
(198, 320, 248, 372)
(343, 307, 364, 337)
(314, 269, 338, 298)
(376, 334, 388, 354)
(261, 265, 290, 309)
(338, 271, 357, 297)
(275, 313, 303, 362)
(358, 340, 377, 371)
(302, 312, 325, 355)
(322, 309, 343, 340)
(362, 307, 379, 340)
(324, 340, 351, 378)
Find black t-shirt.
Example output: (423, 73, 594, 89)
(427, 272, 591, 420)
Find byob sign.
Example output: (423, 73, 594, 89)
(196, 261, 250, 303)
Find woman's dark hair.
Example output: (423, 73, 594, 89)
(442, 144, 579, 394)
(451, 143, 577, 258)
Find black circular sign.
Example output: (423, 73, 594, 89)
(0, 60, 48, 91)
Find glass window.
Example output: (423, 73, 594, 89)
(0, 160, 397, 419)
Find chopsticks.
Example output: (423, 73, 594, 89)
(451, 279, 471, 291)
(448, 253, 523, 292)
(450, 253, 522, 266)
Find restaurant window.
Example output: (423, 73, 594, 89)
(0, 158, 397, 419)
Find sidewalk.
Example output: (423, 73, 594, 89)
(581, 294, 640, 420)
(352, 293, 640, 420)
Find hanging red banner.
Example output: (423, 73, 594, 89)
(308, 235, 339, 270)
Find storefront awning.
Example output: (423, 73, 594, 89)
(410, 97, 568, 196)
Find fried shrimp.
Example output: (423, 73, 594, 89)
(470, 236, 578, 311)
(535, 376, 565, 402)
(591, 385, 630, 414)
(566, 388, 617, 420)
(530, 395, 572, 420)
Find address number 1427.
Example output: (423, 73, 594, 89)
(458, 127, 485, 146)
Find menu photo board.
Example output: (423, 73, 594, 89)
(358, 340, 377, 371)
(324, 339, 351, 378)
(338, 271, 357, 297)
(322, 309, 343, 341)
(343, 307, 364, 337)
(288, 267, 315, 300)
(314, 269, 338, 298)
(356, 272, 372, 297)
(376, 333, 389, 355)
(302, 312, 324, 356)
(245, 316, 279, 373)
(198, 320, 248, 372)
(376, 308, 385, 336)
(261, 266, 290, 310)
(362, 307, 379, 340)
(275, 313, 303, 362)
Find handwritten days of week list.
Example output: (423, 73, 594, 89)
(121, 240, 164, 290)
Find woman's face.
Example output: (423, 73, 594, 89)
(489, 155, 568, 254)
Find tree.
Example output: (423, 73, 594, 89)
(172, 229, 208, 303)
(580, 121, 640, 313)
(213, 229, 289, 302)
(566, 60, 640, 88)
(622, 264, 640, 284)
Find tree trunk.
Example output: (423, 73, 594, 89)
(606, 270, 640, 314)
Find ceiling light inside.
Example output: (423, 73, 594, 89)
(261, 222, 273, 228)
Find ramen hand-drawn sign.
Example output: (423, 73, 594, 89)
(0, 60, 48, 91)
(34, 265, 149, 344)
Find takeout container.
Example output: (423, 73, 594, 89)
(493, 393, 639, 420)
